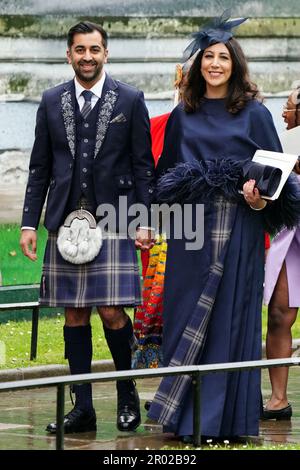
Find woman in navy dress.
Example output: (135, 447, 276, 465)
(148, 13, 300, 440)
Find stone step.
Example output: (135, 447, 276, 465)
(1, 37, 300, 62)
(1, 60, 300, 95)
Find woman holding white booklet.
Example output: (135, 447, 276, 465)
(147, 11, 300, 441)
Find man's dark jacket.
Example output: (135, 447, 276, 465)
(21, 74, 155, 231)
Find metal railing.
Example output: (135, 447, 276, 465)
(0, 357, 299, 450)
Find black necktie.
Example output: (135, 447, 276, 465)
(81, 90, 93, 120)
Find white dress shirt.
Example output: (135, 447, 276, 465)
(74, 72, 106, 110)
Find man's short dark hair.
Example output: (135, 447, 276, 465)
(67, 21, 108, 49)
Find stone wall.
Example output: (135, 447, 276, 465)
(0, 150, 30, 186)
(0, 0, 300, 17)
(0, 15, 300, 39)
(1, 3, 300, 96)
(0, 150, 30, 224)
(0, 17, 300, 96)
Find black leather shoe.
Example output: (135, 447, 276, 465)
(46, 407, 97, 434)
(262, 404, 292, 421)
(144, 400, 152, 411)
(117, 387, 141, 432)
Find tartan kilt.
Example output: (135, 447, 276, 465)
(39, 232, 142, 308)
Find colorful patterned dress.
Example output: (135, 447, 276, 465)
(132, 113, 170, 368)
(132, 235, 167, 368)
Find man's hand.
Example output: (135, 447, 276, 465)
(20, 229, 38, 261)
(135, 228, 155, 251)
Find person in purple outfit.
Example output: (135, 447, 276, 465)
(263, 86, 300, 420)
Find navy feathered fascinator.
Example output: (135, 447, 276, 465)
(183, 9, 247, 61)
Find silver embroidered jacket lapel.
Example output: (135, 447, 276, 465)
(61, 90, 76, 159)
(94, 89, 118, 158)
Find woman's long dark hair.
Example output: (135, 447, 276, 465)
(182, 38, 262, 114)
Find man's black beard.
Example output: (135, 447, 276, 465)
(75, 62, 103, 84)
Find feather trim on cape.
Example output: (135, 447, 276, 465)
(157, 158, 243, 204)
(156, 159, 300, 233)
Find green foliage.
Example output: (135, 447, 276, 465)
(8, 75, 30, 93)
(1, 14, 300, 39)
(0, 223, 47, 285)
(0, 15, 36, 34)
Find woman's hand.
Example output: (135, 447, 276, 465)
(243, 179, 267, 210)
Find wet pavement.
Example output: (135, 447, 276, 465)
(0, 369, 299, 450)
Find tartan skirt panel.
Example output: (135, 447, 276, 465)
(39, 232, 142, 307)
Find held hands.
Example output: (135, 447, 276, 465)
(135, 227, 156, 251)
(20, 229, 38, 261)
(243, 179, 267, 210)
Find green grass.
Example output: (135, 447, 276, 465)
(1, 305, 299, 370)
(0, 311, 112, 369)
(0, 223, 47, 285)
(0, 223, 142, 285)
(0, 223, 300, 369)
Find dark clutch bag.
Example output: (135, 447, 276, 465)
(239, 161, 282, 198)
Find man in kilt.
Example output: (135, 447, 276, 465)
(20, 21, 155, 434)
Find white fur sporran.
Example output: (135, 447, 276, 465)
(57, 210, 102, 264)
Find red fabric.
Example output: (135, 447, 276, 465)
(265, 232, 270, 250)
(141, 251, 149, 278)
(141, 113, 171, 275)
(150, 113, 171, 163)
